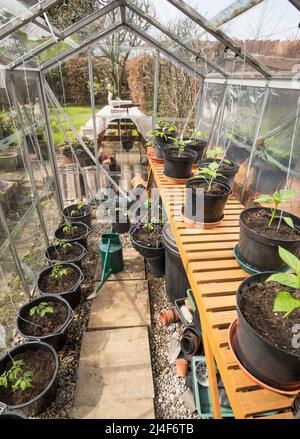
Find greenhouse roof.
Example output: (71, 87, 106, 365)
(0, 0, 300, 80)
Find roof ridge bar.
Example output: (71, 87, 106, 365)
(41, 22, 123, 72)
(125, 22, 204, 79)
(0, 0, 63, 40)
(120, 0, 126, 24)
(125, 0, 227, 78)
(166, 0, 273, 78)
(9, 0, 120, 70)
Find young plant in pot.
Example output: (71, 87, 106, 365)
(54, 221, 91, 250)
(163, 139, 197, 181)
(185, 162, 231, 225)
(45, 241, 87, 269)
(148, 123, 176, 159)
(235, 247, 300, 392)
(238, 189, 300, 271)
(37, 262, 84, 309)
(63, 202, 92, 228)
(183, 129, 207, 163)
(17, 295, 72, 351)
(0, 341, 58, 416)
(198, 148, 240, 190)
(130, 219, 165, 277)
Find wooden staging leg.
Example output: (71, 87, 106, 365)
(202, 331, 222, 419)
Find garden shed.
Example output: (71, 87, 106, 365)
(0, 0, 300, 421)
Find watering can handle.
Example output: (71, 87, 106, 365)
(88, 239, 113, 300)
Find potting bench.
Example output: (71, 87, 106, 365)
(147, 157, 296, 419)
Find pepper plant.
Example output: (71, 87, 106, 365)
(198, 162, 225, 192)
(30, 302, 54, 318)
(185, 129, 205, 140)
(254, 189, 295, 229)
(71, 202, 85, 217)
(0, 360, 32, 392)
(51, 262, 69, 278)
(172, 138, 191, 154)
(63, 223, 77, 234)
(266, 247, 300, 318)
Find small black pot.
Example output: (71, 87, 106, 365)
(112, 220, 131, 234)
(54, 221, 91, 250)
(163, 147, 197, 179)
(155, 129, 176, 149)
(62, 204, 92, 228)
(129, 226, 165, 278)
(236, 272, 300, 391)
(45, 242, 87, 269)
(122, 138, 134, 152)
(184, 139, 207, 163)
(0, 342, 59, 417)
(198, 158, 240, 189)
(17, 295, 73, 351)
(239, 207, 300, 271)
(36, 262, 84, 309)
(185, 178, 231, 223)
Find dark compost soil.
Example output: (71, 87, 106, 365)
(39, 267, 80, 294)
(190, 181, 229, 195)
(242, 209, 300, 240)
(20, 301, 68, 337)
(240, 281, 300, 356)
(133, 227, 163, 248)
(0, 349, 56, 406)
(56, 224, 86, 240)
(47, 245, 82, 261)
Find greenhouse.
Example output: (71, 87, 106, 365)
(0, 0, 300, 421)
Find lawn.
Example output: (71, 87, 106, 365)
(50, 105, 97, 145)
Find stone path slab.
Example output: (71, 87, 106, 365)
(94, 247, 145, 282)
(73, 327, 154, 408)
(72, 399, 155, 419)
(89, 279, 150, 329)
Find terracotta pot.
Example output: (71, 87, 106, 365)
(160, 308, 179, 326)
(176, 358, 189, 378)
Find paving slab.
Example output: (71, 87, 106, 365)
(73, 327, 154, 407)
(71, 399, 155, 419)
(94, 247, 145, 282)
(89, 279, 150, 329)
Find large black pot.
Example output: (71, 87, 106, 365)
(162, 223, 190, 302)
(163, 147, 197, 179)
(45, 242, 87, 269)
(62, 204, 92, 228)
(238, 207, 300, 272)
(129, 226, 165, 277)
(36, 262, 84, 309)
(236, 272, 300, 392)
(0, 342, 59, 417)
(198, 158, 240, 190)
(17, 295, 73, 351)
(184, 139, 207, 163)
(54, 221, 91, 250)
(185, 178, 231, 223)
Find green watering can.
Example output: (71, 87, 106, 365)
(88, 233, 124, 300)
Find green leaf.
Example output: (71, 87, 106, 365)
(253, 194, 273, 204)
(273, 291, 300, 318)
(278, 246, 300, 275)
(208, 161, 219, 171)
(266, 272, 299, 289)
(279, 189, 296, 201)
(283, 217, 294, 229)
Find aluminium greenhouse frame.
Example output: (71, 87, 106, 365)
(1, 0, 300, 295)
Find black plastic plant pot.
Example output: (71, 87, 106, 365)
(112, 220, 131, 234)
(62, 204, 92, 228)
(16, 295, 73, 351)
(198, 158, 240, 189)
(185, 178, 231, 223)
(163, 147, 197, 179)
(122, 138, 134, 152)
(54, 221, 91, 250)
(0, 411, 27, 419)
(0, 342, 59, 417)
(155, 130, 176, 149)
(238, 207, 300, 272)
(184, 139, 207, 163)
(225, 143, 250, 165)
(252, 162, 286, 194)
(236, 272, 300, 392)
(45, 242, 87, 269)
(36, 262, 84, 309)
(129, 226, 165, 278)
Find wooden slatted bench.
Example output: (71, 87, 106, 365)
(147, 158, 295, 419)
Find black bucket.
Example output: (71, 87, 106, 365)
(239, 207, 300, 272)
(163, 147, 197, 179)
(45, 242, 87, 269)
(185, 178, 231, 223)
(162, 223, 190, 302)
(54, 221, 91, 250)
(0, 342, 59, 417)
(36, 262, 84, 309)
(62, 204, 92, 228)
(198, 158, 239, 189)
(17, 295, 73, 351)
(236, 272, 300, 392)
(129, 226, 165, 278)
